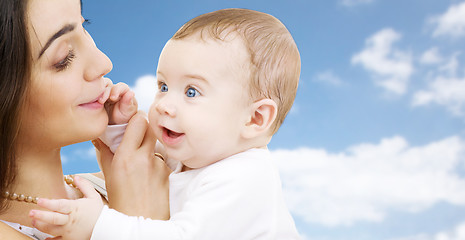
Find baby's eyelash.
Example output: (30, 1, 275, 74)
(54, 50, 75, 72)
(185, 85, 201, 97)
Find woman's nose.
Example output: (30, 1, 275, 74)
(84, 39, 113, 82)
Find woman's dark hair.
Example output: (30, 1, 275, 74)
(0, 0, 31, 213)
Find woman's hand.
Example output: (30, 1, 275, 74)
(93, 111, 171, 220)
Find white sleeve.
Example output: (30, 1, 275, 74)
(90, 169, 273, 239)
(91, 206, 181, 240)
(91, 154, 299, 240)
(98, 124, 127, 153)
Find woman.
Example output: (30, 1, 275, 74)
(0, 0, 170, 238)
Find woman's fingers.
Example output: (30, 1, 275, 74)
(140, 119, 157, 155)
(117, 111, 148, 152)
(92, 138, 114, 178)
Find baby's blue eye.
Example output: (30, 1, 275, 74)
(186, 87, 199, 97)
(160, 83, 168, 92)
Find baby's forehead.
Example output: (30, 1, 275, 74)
(163, 34, 251, 78)
(172, 31, 250, 65)
(177, 28, 244, 46)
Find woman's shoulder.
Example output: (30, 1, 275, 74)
(0, 221, 32, 240)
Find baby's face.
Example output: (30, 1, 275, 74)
(149, 35, 252, 169)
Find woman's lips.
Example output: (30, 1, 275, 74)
(79, 100, 104, 109)
(162, 127, 185, 146)
(79, 93, 104, 110)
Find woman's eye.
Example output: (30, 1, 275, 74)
(54, 50, 75, 72)
(160, 83, 168, 92)
(186, 87, 199, 98)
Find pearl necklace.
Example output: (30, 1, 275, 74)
(3, 175, 77, 204)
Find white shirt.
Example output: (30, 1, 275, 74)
(91, 148, 300, 240)
(0, 220, 53, 240)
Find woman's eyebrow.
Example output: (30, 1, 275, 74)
(38, 23, 76, 59)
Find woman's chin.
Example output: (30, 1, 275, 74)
(91, 114, 110, 138)
(70, 113, 109, 144)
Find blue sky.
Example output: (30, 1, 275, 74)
(62, 0, 465, 239)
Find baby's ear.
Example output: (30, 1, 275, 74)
(241, 99, 277, 139)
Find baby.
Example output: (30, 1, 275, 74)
(31, 8, 301, 239)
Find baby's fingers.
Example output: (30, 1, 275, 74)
(31, 218, 65, 238)
(30, 209, 69, 226)
(37, 198, 72, 214)
(103, 77, 113, 88)
(118, 90, 137, 114)
(73, 176, 101, 199)
(98, 80, 113, 105)
(109, 82, 130, 102)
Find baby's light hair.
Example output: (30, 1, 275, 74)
(172, 8, 301, 134)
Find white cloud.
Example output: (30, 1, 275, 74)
(439, 52, 461, 77)
(412, 76, 465, 117)
(273, 136, 465, 227)
(314, 70, 343, 86)
(61, 146, 97, 164)
(73, 147, 97, 160)
(352, 28, 413, 95)
(340, 0, 373, 7)
(131, 74, 157, 113)
(420, 47, 443, 65)
(413, 52, 465, 117)
(430, 1, 465, 38)
(388, 221, 465, 240)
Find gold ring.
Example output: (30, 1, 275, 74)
(154, 152, 165, 161)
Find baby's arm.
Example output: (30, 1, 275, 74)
(29, 176, 104, 240)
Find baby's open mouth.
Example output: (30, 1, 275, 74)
(165, 128, 183, 138)
(162, 127, 185, 145)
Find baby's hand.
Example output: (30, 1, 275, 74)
(101, 79, 138, 125)
(29, 176, 104, 240)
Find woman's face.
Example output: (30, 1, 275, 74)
(19, 0, 113, 148)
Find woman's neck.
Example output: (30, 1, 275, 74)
(0, 147, 80, 227)
(17, 148, 69, 196)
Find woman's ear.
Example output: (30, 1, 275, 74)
(241, 99, 278, 139)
